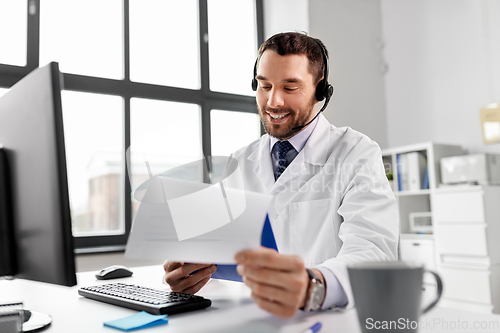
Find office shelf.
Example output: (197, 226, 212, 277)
(400, 233, 434, 240)
(382, 142, 463, 234)
(382, 142, 463, 286)
(395, 189, 431, 197)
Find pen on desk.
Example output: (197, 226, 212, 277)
(301, 322, 322, 333)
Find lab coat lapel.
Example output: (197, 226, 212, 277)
(248, 135, 274, 193)
(269, 115, 331, 196)
(302, 115, 330, 167)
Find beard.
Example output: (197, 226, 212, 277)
(258, 96, 317, 140)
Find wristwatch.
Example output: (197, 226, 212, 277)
(301, 268, 325, 312)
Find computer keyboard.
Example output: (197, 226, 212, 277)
(78, 283, 212, 315)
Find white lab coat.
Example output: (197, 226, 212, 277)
(228, 114, 399, 308)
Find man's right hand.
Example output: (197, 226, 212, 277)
(163, 261, 217, 294)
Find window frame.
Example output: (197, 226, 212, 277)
(0, 0, 264, 252)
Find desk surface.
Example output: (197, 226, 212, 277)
(1, 266, 500, 333)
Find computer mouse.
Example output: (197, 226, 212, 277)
(96, 265, 133, 280)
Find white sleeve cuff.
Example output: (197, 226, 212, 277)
(315, 266, 348, 310)
(161, 273, 168, 285)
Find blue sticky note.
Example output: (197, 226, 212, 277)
(104, 311, 168, 331)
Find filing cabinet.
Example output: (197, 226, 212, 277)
(432, 185, 500, 314)
(400, 237, 437, 285)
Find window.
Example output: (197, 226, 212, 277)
(210, 109, 261, 156)
(0, 1, 27, 66)
(130, 99, 202, 218)
(207, 0, 257, 96)
(40, 0, 123, 79)
(129, 0, 200, 89)
(0, 0, 264, 251)
(62, 91, 124, 236)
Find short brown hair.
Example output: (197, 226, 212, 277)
(257, 32, 328, 84)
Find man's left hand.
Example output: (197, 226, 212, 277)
(235, 247, 311, 318)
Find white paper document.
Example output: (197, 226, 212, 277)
(125, 175, 273, 264)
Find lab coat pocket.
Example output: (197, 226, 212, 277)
(288, 198, 336, 266)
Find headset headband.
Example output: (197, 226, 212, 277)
(251, 37, 333, 102)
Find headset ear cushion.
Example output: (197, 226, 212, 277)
(315, 80, 326, 101)
(251, 58, 258, 91)
(326, 84, 334, 99)
(252, 78, 258, 91)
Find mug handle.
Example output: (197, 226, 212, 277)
(421, 270, 443, 314)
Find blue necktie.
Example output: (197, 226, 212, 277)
(211, 215, 277, 282)
(274, 141, 295, 180)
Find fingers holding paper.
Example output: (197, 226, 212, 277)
(235, 247, 309, 318)
(163, 261, 217, 294)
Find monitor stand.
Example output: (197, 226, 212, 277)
(22, 310, 52, 332)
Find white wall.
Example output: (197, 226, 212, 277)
(381, 0, 500, 153)
(263, 0, 309, 39)
(309, 0, 388, 147)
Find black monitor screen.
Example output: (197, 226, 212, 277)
(0, 62, 76, 286)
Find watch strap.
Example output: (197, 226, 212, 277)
(301, 268, 324, 311)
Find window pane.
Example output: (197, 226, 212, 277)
(40, 0, 123, 79)
(0, 0, 27, 66)
(208, 0, 257, 96)
(61, 92, 124, 236)
(211, 109, 260, 156)
(130, 98, 202, 218)
(130, 0, 200, 89)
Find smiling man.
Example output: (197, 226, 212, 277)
(164, 32, 399, 318)
(257, 49, 318, 140)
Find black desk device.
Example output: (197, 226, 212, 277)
(79, 283, 212, 315)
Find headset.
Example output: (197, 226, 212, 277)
(251, 38, 334, 132)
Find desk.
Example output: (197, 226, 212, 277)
(1, 266, 500, 332)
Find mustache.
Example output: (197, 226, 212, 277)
(260, 106, 295, 114)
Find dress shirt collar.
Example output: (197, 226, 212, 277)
(269, 115, 319, 153)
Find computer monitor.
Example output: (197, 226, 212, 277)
(0, 62, 77, 287)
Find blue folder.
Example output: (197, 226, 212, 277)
(211, 214, 277, 282)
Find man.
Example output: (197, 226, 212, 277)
(164, 32, 399, 318)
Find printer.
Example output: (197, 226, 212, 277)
(440, 154, 500, 185)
